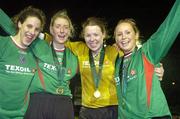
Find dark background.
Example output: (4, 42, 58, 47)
(1, 0, 180, 115)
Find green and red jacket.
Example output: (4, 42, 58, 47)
(115, 1, 180, 118)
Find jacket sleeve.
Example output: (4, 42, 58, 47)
(0, 9, 16, 35)
(142, 0, 180, 64)
(65, 41, 87, 56)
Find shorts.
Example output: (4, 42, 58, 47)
(152, 115, 171, 119)
(79, 105, 118, 119)
(24, 92, 74, 119)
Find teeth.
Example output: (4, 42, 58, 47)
(27, 36, 33, 39)
(122, 40, 129, 43)
(26, 33, 33, 39)
(58, 36, 65, 39)
(90, 44, 97, 47)
(121, 41, 129, 47)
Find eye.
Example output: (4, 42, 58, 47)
(64, 25, 69, 30)
(55, 25, 60, 29)
(35, 28, 41, 33)
(85, 34, 90, 38)
(94, 33, 99, 37)
(27, 24, 33, 29)
(125, 31, 131, 35)
(116, 33, 122, 37)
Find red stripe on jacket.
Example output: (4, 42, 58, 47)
(143, 54, 154, 107)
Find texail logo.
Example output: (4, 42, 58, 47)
(105, 60, 108, 65)
(130, 69, 136, 75)
(67, 69, 71, 74)
(32, 69, 36, 73)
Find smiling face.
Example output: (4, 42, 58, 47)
(115, 22, 138, 54)
(84, 25, 105, 54)
(50, 17, 70, 44)
(18, 16, 42, 47)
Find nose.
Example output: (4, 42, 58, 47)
(90, 35, 97, 41)
(60, 27, 64, 33)
(89, 36, 95, 42)
(29, 28, 36, 35)
(122, 33, 126, 39)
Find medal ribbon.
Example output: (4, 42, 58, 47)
(51, 43, 66, 82)
(89, 47, 105, 90)
(116, 48, 137, 96)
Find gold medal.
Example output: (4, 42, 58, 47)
(94, 90, 101, 98)
(56, 87, 64, 94)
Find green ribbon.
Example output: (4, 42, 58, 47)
(51, 43, 66, 82)
(89, 47, 105, 89)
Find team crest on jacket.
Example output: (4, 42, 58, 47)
(130, 69, 136, 75)
(127, 69, 137, 81)
(19, 54, 26, 64)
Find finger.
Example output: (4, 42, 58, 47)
(159, 63, 163, 66)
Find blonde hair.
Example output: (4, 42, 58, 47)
(114, 18, 141, 46)
(50, 9, 74, 38)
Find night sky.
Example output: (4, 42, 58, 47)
(1, 0, 180, 115)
